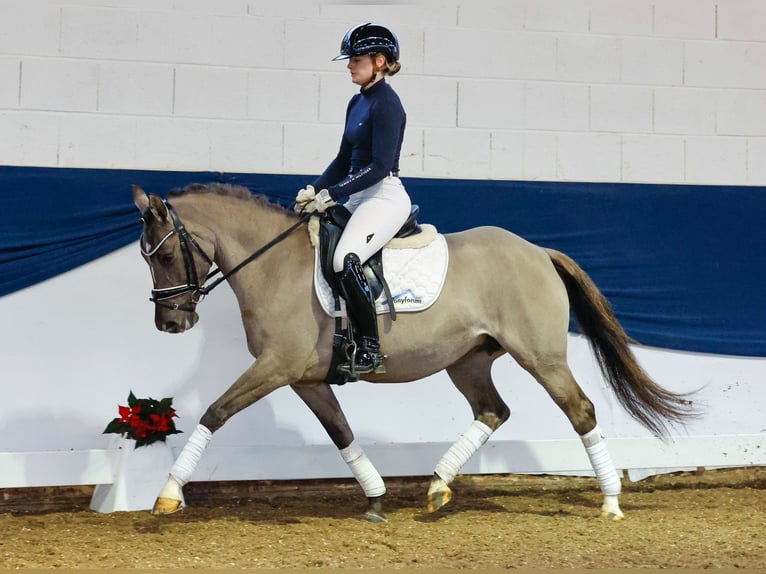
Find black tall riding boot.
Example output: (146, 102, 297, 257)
(336, 253, 386, 376)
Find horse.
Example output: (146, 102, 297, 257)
(132, 182, 694, 522)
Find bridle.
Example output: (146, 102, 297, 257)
(140, 200, 308, 312)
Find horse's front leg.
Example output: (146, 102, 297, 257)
(152, 355, 298, 515)
(291, 383, 388, 523)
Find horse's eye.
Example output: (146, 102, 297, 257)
(157, 252, 174, 266)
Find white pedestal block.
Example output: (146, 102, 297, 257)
(90, 439, 177, 513)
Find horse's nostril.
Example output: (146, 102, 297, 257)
(161, 321, 182, 333)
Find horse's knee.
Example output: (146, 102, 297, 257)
(200, 407, 227, 433)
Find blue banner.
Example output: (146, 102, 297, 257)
(2, 165, 763, 357)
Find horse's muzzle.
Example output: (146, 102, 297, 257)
(156, 310, 199, 333)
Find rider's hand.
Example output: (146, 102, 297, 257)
(307, 188, 336, 214)
(294, 185, 316, 213)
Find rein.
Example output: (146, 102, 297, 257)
(142, 200, 309, 310)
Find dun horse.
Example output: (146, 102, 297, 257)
(133, 182, 693, 522)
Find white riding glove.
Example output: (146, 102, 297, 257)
(294, 185, 316, 212)
(306, 188, 337, 214)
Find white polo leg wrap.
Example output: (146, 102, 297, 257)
(581, 425, 621, 496)
(434, 420, 493, 484)
(169, 424, 213, 486)
(340, 440, 386, 498)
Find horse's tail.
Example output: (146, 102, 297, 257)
(546, 248, 696, 438)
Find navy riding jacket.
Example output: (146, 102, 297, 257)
(312, 80, 406, 201)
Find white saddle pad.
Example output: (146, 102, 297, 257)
(313, 228, 449, 316)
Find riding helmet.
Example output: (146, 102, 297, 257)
(333, 23, 400, 62)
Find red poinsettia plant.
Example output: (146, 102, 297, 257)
(103, 391, 182, 448)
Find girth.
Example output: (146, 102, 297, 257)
(317, 204, 422, 320)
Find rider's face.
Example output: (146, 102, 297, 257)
(347, 55, 373, 85)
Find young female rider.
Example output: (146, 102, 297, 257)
(296, 23, 411, 376)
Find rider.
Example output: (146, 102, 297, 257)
(295, 23, 411, 376)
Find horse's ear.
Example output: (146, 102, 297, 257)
(148, 194, 169, 221)
(132, 184, 149, 213)
(132, 184, 169, 221)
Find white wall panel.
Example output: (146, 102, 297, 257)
(0, 57, 18, 108)
(208, 15, 286, 69)
(456, 0, 526, 30)
(685, 40, 766, 90)
(620, 37, 684, 86)
(520, 131, 558, 181)
(522, 1, 588, 33)
(0, 3, 60, 56)
(98, 62, 174, 116)
(175, 66, 249, 119)
(653, 0, 717, 39)
(524, 83, 589, 132)
(21, 59, 99, 112)
(457, 79, 523, 130)
(747, 138, 766, 186)
(0, 111, 59, 166)
(424, 29, 557, 81)
(717, 0, 766, 42)
(58, 114, 136, 168)
(622, 134, 685, 183)
(489, 131, 524, 180)
(717, 90, 766, 137)
(133, 117, 211, 170)
(423, 128, 490, 177)
(590, 85, 653, 134)
(209, 120, 283, 174)
(135, 11, 213, 65)
(283, 122, 338, 175)
(589, 0, 654, 36)
(0, 1, 762, 193)
(557, 132, 622, 181)
(61, 6, 140, 60)
(396, 76, 457, 128)
(557, 35, 621, 84)
(654, 87, 718, 135)
(248, 70, 320, 122)
(685, 136, 748, 185)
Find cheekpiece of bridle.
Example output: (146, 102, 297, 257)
(139, 199, 309, 312)
(139, 202, 215, 312)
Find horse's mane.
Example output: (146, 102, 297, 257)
(168, 182, 297, 218)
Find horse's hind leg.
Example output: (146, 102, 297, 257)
(523, 355, 624, 520)
(427, 347, 510, 512)
(291, 383, 388, 523)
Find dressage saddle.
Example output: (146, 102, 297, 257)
(317, 204, 422, 316)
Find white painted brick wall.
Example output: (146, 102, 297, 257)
(0, 0, 764, 186)
(0, 57, 19, 108)
(98, 62, 174, 116)
(174, 66, 249, 119)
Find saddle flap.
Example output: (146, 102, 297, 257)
(317, 204, 422, 298)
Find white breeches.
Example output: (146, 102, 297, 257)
(333, 176, 412, 272)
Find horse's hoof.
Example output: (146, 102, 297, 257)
(151, 497, 185, 515)
(427, 489, 452, 512)
(426, 475, 453, 512)
(601, 510, 624, 521)
(600, 495, 624, 521)
(364, 510, 389, 523)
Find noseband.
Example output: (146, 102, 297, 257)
(140, 200, 309, 312)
